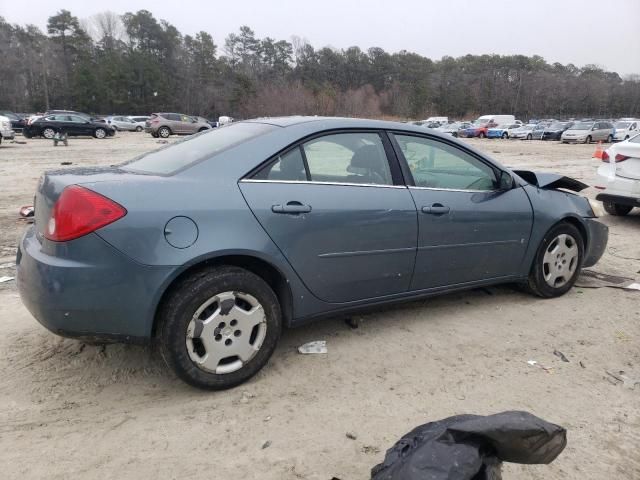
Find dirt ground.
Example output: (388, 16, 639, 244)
(0, 132, 639, 480)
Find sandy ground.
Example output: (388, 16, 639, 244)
(0, 133, 639, 479)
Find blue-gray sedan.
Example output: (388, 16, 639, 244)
(17, 117, 608, 389)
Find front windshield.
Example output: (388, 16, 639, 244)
(569, 122, 592, 130)
(615, 122, 630, 129)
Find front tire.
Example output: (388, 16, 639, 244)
(603, 201, 633, 216)
(42, 127, 56, 139)
(607, 134, 613, 143)
(526, 222, 584, 298)
(502, 132, 508, 139)
(158, 126, 171, 138)
(478, 132, 486, 139)
(157, 266, 282, 390)
(526, 133, 532, 140)
(585, 135, 592, 144)
(136, 126, 143, 132)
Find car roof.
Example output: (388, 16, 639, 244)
(242, 116, 442, 133)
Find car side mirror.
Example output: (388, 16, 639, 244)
(498, 171, 514, 190)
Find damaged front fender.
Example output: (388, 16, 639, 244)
(513, 170, 588, 192)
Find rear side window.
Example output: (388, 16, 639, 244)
(253, 147, 307, 181)
(122, 122, 277, 175)
(164, 113, 180, 121)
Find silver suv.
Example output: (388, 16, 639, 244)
(145, 113, 211, 138)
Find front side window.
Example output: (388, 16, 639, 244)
(302, 133, 392, 185)
(68, 115, 86, 123)
(393, 134, 496, 191)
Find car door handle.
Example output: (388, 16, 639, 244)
(421, 204, 450, 215)
(272, 201, 312, 214)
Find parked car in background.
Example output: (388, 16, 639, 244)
(128, 116, 150, 131)
(593, 133, 640, 215)
(613, 119, 639, 142)
(487, 123, 522, 139)
(16, 116, 608, 390)
(105, 116, 140, 131)
(0, 110, 27, 133)
(511, 124, 545, 140)
(476, 115, 520, 127)
(145, 112, 212, 138)
(542, 122, 573, 141)
(436, 121, 472, 137)
(424, 116, 448, 124)
(561, 121, 613, 144)
(23, 113, 115, 139)
(0, 115, 15, 144)
(459, 122, 496, 138)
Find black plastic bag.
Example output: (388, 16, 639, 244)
(371, 411, 566, 480)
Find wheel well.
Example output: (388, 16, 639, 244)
(152, 255, 293, 336)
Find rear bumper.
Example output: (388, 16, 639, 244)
(595, 193, 640, 208)
(16, 227, 174, 343)
(583, 218, 608, 268)
(1, 128, 14, 139)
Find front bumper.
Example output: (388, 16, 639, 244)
(16, 227, 174, 343)
(583, 218, 608, 268)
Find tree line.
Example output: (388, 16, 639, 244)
(1, 9, 639, 120)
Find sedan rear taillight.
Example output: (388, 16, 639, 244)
(601, 152, 630, 163)
(45, 185, 127, 242)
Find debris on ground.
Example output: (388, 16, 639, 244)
(10, 140, 27, 144)
(362, 445, 380, 455)
(579, 361, 586, 369)
(345, 317, 361, 329)
(576, 270, 640, 291)
(239, 391, 256, 404)
(157, 140, 169, 144)
(261, 440, 271, 449)
(553, 350, 570, 363)
(527, 360, 553, 373)
(0, 276, 15, 283)
(346, 432, 357, 440)
(19, 205, 34, 218)
(298, 341, 327, 354)
(0, 262, 15, 269)
(371, 411, 566, 480)
(60, 161, 73, 165)
(605, 370, 640, 390)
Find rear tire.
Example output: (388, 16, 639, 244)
(607, 134, 613, 143)
(478, 132, 486, 139)
(158, 126, 171, 138)
(157, 266, 282, 390)
(603, 201, 633, 216)
(525, 222, 584, 298)
(527, 134, 532, 140)
(502, 132, 508, 139)
(135, 126, 143, 132)
(94, 128, 107, 139)
(585, 135, 592, 144)
(42, 127, 56, 139)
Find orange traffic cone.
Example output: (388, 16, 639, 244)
(593, 141, 604, 159)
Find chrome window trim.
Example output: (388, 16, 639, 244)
(240, 179, 406, 189)
(408, 185, 498, 194)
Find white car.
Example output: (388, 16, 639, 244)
(127, 116, 150, 131)
(0, 115, 15, 145)
(613, 119, 639, 142)
(594, 133, 640, 215)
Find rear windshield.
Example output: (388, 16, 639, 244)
(121, 122, 277, 175)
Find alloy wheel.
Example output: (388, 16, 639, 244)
(542, 233, 578, 288)
(43, 128, 55, 139)
(186, 291, 267, 375)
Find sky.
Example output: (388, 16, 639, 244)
(2, 0, 639, 76)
